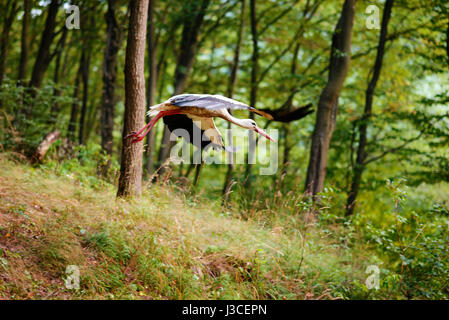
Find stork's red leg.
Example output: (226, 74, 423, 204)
(126, 115, 158, 139)
(129, 110, 181, 144)
(130, 117, 160, 143)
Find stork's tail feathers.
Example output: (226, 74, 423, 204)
(147, 104, 163, 117)
(249, 107, 274, 120)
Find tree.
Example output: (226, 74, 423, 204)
(305, 0, 356, 197)
(21, 0, 60, 121)
(49, 27, 68, 122)
(222, 0, 247, 205)
(101, 0, 123, 156)
(29, 0, 60, 90)
(243, 0, 259, 186)
(145, 0, 158, 176)
(0, 0, 19, 87)
(78, 5, 99, 146)
(67, 53, 84, 141)
(117, 0, 149, 198)
(346, 0, 394, 216)
(78, 44, 91, 145)
(17, 0, 31, 83)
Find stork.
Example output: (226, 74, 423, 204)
(126, 94, 275, 150)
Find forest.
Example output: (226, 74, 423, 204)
(0, 0, 448, 300)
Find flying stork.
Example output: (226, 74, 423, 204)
(126, 94, 275, 150)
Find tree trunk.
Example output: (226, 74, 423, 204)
(282, 41, 301, 175)
(25, 0, 60, 119)
(145, 0, 157, 176)
(222, 0, 246, 205)
(346, 0, 393, 216)
(193, 161, 204, 186)
(49, 28, 68, 121)
(101, 0, 122, 156)
(243, 0, 259, 186)
(29, 0, 59, 89)
(0, 0, 18, 87)
(67, 54, 83, 141)
(117, 0, 149, 198)
(305, 0, 356, 197)
(17, 0, 31, 83)
(85, 78, 101, 143)
(78, 49, 91, 145)
(78, 7, 98, 146)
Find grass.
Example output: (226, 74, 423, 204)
(0, 153, 400, 299)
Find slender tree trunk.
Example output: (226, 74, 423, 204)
(49, 28, 68, 120)
(117, 0, 149, 198)
(13, 0, 31, 123)
(282, 41, 301, 174)
(29, 0, 59, 89)
(85, 82, 101, 143)
(0, 0, 18, 87)
(101, 0, 122, 156)
(78, 49, 91, 145)
(156, 60, 167, 102)
(60, 38, 72, 80)
(305, 0, 356, 197)
(193, 161, 204, 186)
(25, 0, 60, 119)
(243, 0, 259, 186)
(68, 54, 83, 141)
(346, 0, 393, 216)
(17, 0, 31, 83)
(145, 0, 157, 176)
(222, 0, 246, 205)
(78, 7, 98, 146)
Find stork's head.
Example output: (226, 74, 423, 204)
(240, 119, 275, 142)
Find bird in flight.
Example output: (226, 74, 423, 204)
(126, 94, 275, 150)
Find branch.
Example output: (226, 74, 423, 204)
(364, 132, 423, 164)
(256, 2, 279, 24)
(258, 0, 323, 84)
(32, 130, 61, 163)
(258, 0, 300, 36)
(352, 22, 433, 60)
(48, 27, 68, 64)
(198, 0, 239, 47)
(257, 33, 300, 84)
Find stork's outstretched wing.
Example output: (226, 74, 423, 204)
(167, 94, 273, 120)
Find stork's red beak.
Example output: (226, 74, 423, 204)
(254, 126, 275, 142)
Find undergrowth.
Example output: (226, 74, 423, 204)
(0, 152, 447, 299)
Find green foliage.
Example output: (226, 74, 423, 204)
(352, 180, 449, 299)
(37, 143, 120, 189)
(0, 81, 73, 155)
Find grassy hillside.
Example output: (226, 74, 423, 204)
(0, 152, 447, 299)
